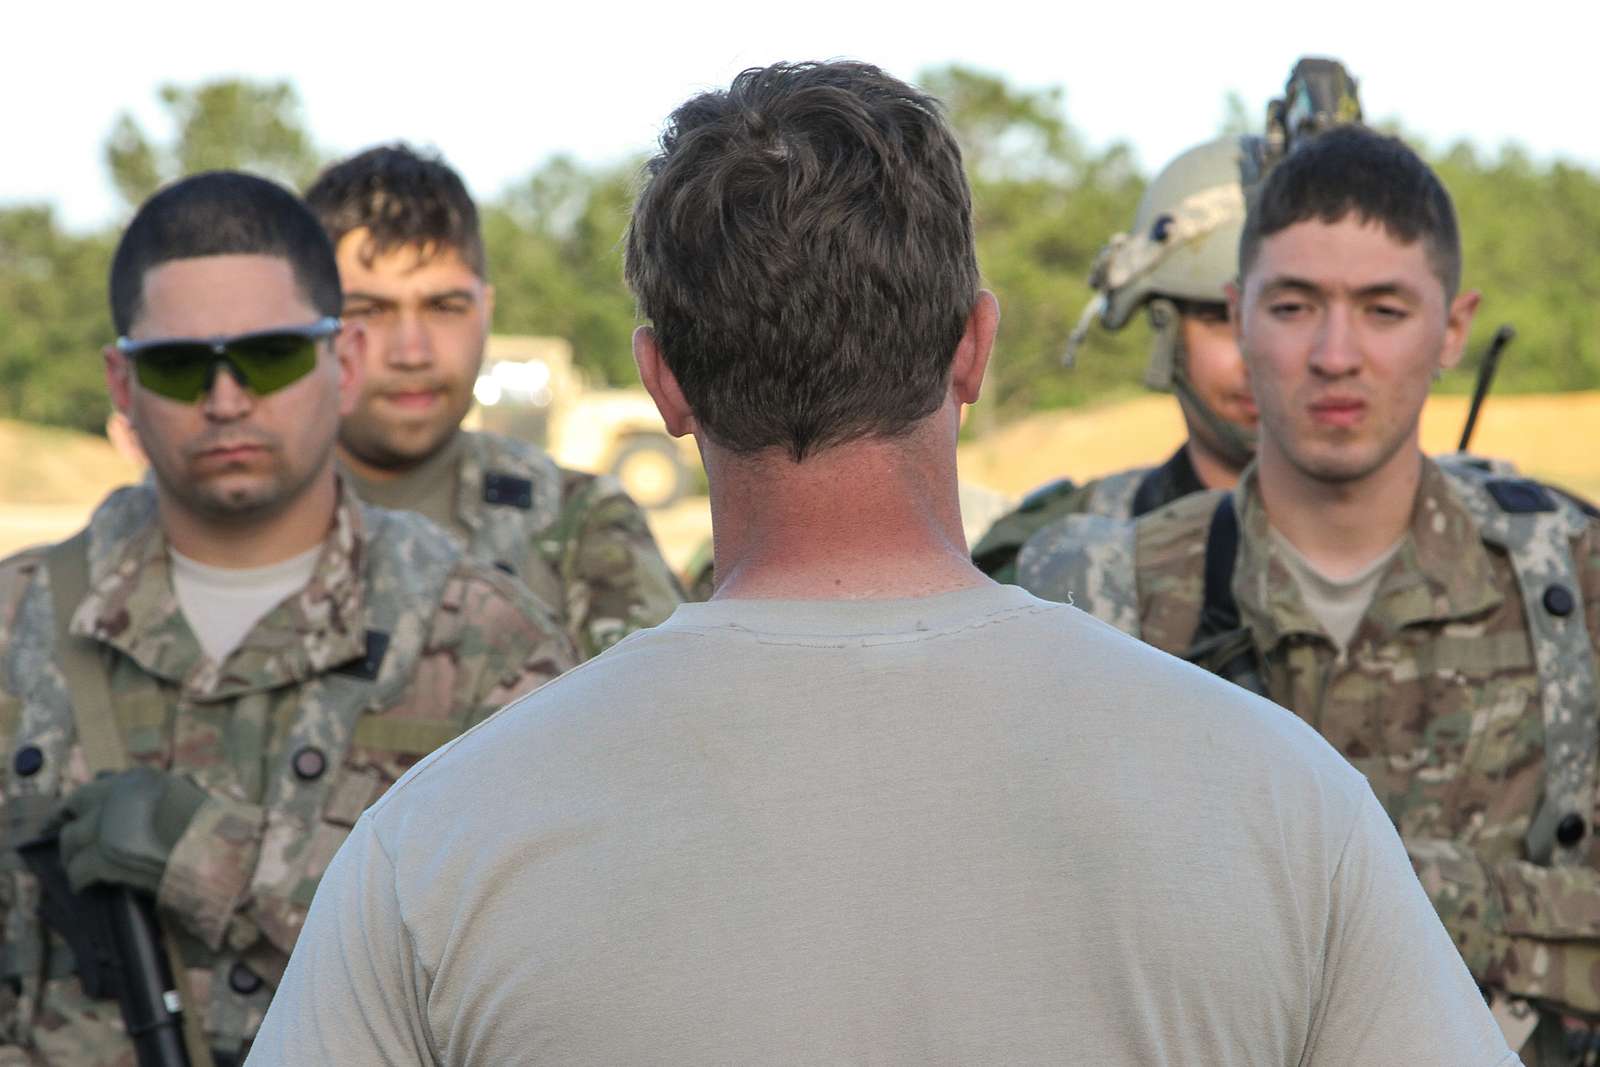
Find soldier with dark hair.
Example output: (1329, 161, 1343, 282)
(252, 64, 1508, 1066)
(1023, 124, 1600, 1065)
(974, 58, 1364, 584)
(304, 145, 682, 660)
(0, 171, 574, 1065)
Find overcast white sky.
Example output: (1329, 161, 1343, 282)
(6, 1, 1592, 231)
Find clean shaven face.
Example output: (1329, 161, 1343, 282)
(1231, 215, 1476, 487)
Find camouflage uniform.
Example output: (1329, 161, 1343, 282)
(0, 481, 576, 1065)
(971, 446, 1206, 584)
(1019, 457, 1600, 1065)
(343, 429, 683, 658)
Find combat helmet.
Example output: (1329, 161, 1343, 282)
(1064, 135, 1262, 383)
(1061, 57, 1362, 467)
(1060, 135, 1265, 467)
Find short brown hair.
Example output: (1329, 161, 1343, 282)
(305, 143, 486, 278)
(625, 61, 979, 460)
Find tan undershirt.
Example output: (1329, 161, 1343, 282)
(169, 544, 321, 664)
(340, 432, 465, 539)
(1270, 527, 1404, 654)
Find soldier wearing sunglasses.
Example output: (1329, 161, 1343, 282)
(0, 171, 576, 1065)
(305, 146, 683, 662)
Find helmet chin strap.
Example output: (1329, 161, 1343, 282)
(1147, 298, 1257, 472)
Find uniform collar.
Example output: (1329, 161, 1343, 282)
(71, 479, 371, 699)
(1232, 456, 1503, 649)
(339, 430, 464, 528)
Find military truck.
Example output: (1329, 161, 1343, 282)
(468, 334, 699, 509)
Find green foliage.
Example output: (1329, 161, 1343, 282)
(922, 65, 1148, 423)
(1432, 141, 1600, 395)
(481, 155, 644, 386)
(106, 80, 322, 209)
(2, 71, 1598, 441)
(0, 206, 116, 433)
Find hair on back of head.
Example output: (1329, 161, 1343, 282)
(109, 170, 342, 335)
(1239, 125, 1461, 299)
(305, 143, 486, 278)
(624, 60, 980, 461)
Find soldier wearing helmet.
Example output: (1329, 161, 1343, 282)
(971, 135, 1265, 581)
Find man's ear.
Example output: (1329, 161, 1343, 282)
(1225, 281, 1243, 344)
(1438, 288, 1482, 373)
(949, 290, 1000, 406)
(104, 346, 134, 414)
(335, 321, 366, 417)
(632, 326, 696, 437)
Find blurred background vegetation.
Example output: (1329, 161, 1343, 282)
(3, 69, 1597, 437)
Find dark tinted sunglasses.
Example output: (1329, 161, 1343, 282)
(116, 317, 341, 403)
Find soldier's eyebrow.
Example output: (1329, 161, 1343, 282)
(422, 288, 478, 304)
(343, 290, 398, 307)
(1352, 281, 1423, 303)
(1257, 276, 1423, 304)
(1258, 275, 1323, 298)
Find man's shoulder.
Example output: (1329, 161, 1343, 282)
(1009, 606, 1376, 816)
(978, 465, 1162, 587)
(462, 429, 636, 526)
(0, 542, 49, 640)
(358, 499, 557, 626)
(1, 485, 156, 626)
(1133, 487, 1223, 578)
(463, 428, 559, 472)
(971, 477, 1085, 578)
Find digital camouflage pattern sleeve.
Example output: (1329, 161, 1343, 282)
(971, 478, 1087, 584)
(1410, 514, 1600, 1022)
(540, 467, 684, 658)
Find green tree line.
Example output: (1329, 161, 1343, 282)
(3, 73, 1597, 437)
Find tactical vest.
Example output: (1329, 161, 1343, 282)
(1189, 466, 1598, 868)
(1082, 468, 1147, 520)
(1, 494, 461, 1058)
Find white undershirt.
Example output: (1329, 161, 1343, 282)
(169, 545, 322, 664)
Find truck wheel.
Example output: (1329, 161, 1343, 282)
(611, 435, 688, 509)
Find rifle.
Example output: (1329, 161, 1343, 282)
(17, 833, 191, 1067)
(1458, 324, 1517, 453)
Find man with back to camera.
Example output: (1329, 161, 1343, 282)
(1021, 124, 1600, 1064)
(0, 172, 573, 1065)
(304, 146, 683, 660)
(248, 62, 1513, 1066)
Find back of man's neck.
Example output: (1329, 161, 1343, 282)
(706, 438, 986, 601)
(1255, 446, 1422, 581)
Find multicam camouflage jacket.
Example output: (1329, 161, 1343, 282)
(0, 482, 575, 1065)
(344, 429, 683, 659)
(1019, 457, 1600, 1064)
(971, 446, 1206, 584)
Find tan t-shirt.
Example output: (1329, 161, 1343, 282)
(248, 585, 1512, 1067)
(170, 544, 321, 664)
(1270, 527, 1404, 654)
